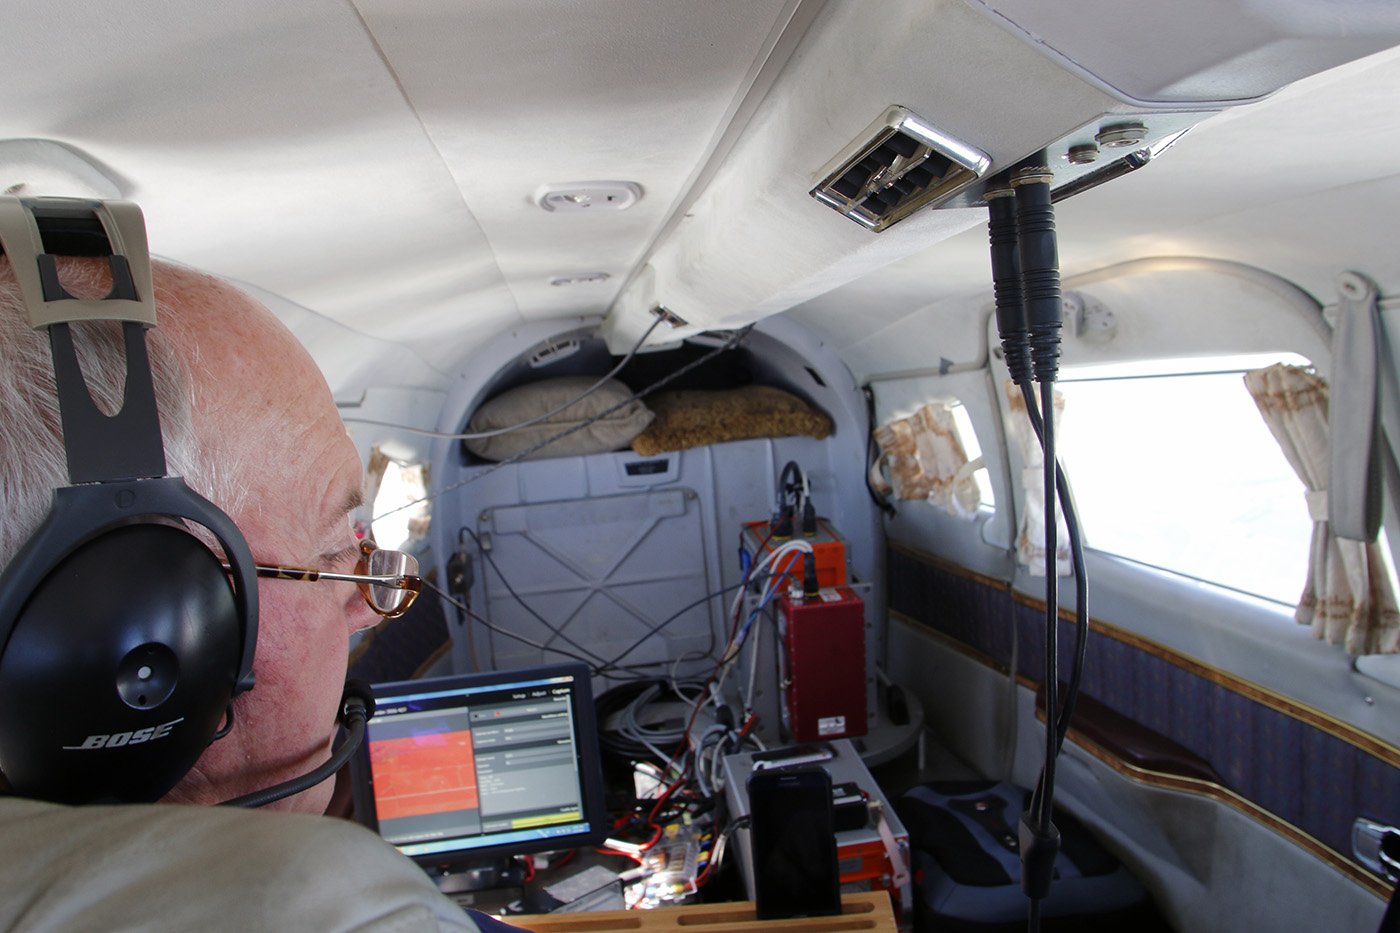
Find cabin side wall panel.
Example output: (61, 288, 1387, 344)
(1012, 689, 1387, 933)
(890, 545, 1394, 929)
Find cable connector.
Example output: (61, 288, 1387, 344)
(802, 552, 820, 599)
(986, 184, 1032, 386)
(1012, 164, 1062, 385)
(771, 508, 794, 540)
(774, 461, 805, 540)
(801, 496, 817, 537)
(446, 547, 472, 604)
(1018, 811, 1061, 901)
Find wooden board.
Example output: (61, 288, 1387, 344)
(504, 891, 896, 933)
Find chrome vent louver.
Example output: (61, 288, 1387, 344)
(812, 106, 990, 232)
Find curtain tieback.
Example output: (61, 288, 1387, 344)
(1306, 488, 1330, 523)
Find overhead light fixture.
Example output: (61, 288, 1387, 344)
(811, 107, 989, 232)
(535, 181, 642, 213)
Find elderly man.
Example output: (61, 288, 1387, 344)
(0, 198, 490, 931)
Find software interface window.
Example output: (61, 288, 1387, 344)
(366, 677, 588, 857)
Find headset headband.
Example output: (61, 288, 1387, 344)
(0, 196, 258, 697)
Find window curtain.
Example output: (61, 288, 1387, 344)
(1245, 363, 1400, 654)
(1006, 384, 1070, 577)
(871, 402, 982, 519)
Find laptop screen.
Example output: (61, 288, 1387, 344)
(350, 662, 607, 868)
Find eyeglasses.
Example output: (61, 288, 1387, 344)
(222, 539, 423, 619)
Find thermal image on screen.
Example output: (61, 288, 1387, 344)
(368, 729, 479, 821)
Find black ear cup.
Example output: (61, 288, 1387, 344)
(0, 197, 259, 804)
(0, 524, 241, 803)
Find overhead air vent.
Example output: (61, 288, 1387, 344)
(811, 107, 989, 232)
(527, 337, 583, 368)
(650, 305, 687, 328)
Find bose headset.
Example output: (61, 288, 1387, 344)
(0, 196, 374, 808)
(0, 196, 259, 804)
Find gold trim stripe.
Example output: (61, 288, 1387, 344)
(889, 609, 1010, 675)
(1063, 725, 1391, 900)
(888, 541, 1010, 594)
(892, 608, 1390, 900)
(889, 541, 1400, 767)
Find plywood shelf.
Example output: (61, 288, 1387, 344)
(504, 892, 896, 933)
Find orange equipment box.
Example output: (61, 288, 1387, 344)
(741, 518, 848, 588)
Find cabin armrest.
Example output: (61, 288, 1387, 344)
(1037, 687, 1223, 786)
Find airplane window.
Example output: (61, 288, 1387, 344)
(949, 402, 994, 508)
(369, 453, 431, 552)
(1055, 353, 1313, 605)
(873, 400, 993, 514)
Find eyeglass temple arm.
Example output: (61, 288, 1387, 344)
(219, 561, 419, 590)
(309, 569, 422, 590)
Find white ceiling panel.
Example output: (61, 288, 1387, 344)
(1, 1, 508, 375)
(354, 0, 802, 324)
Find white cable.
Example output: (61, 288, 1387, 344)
(692, 725, 729, 798)
(708, 734, 731, 794)
(711, 658, 736, 711)
(714, 538, 812, 721)
(744, 617, 763, 716)
(726, 540, 813, 641)
(621, 684, 689, 749)
(639, 736, 675, 767)
(370, 326, 754, 524)
(343, 316, 664, 440)
(669, 651, 709, 707)
(694, 724, 728, 751)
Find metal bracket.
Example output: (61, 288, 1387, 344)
(1355, 817, 1400, 880)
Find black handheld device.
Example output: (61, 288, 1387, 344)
(747, 765, 842, 920)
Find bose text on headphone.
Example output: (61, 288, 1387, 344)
(0, 197, 259, 804)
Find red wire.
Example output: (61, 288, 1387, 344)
(737, 712, 757, 739)
(594, 847, 644, 866)
(636, 822, 664, 852)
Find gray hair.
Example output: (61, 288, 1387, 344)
(0, 258, 237, 567)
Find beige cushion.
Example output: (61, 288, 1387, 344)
(631, 385, 833, 456)
(464, 376, 654, 461)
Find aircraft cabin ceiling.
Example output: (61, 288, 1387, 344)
(3, 1, 1399, 395)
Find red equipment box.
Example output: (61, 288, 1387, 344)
(779, 587, 866, 742)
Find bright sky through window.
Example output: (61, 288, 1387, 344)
(1055, 354, 1312, 605)
(949, 401, 994, 507)
(371, 459, 430, 553)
